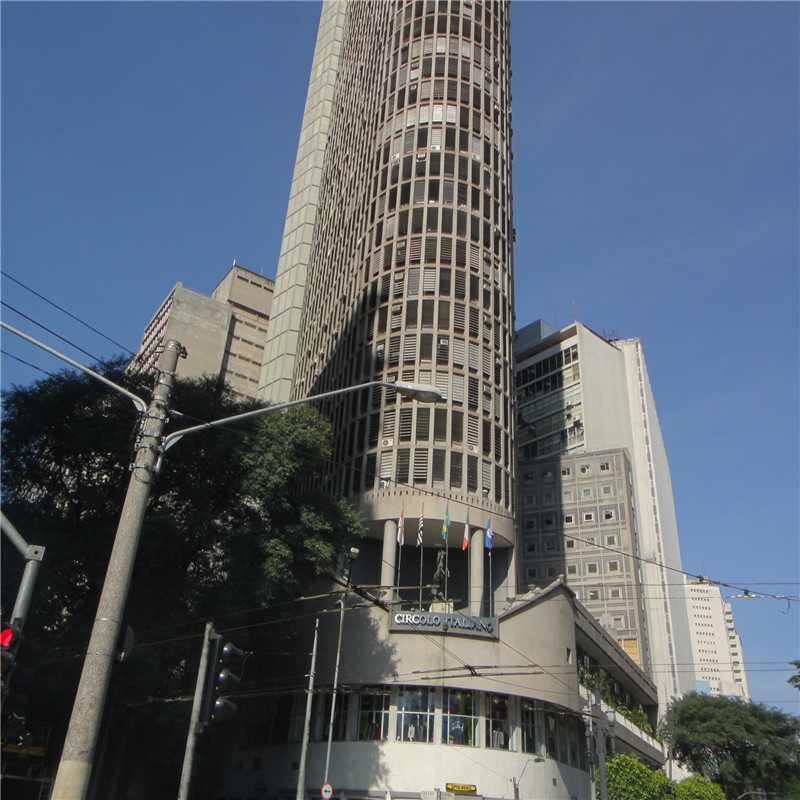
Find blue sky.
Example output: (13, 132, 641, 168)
(2, 2, 798, 714)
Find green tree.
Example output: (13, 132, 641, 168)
(675, 775, 726, 800)
(603, 753, 675, 800)
(1, 364, 364, 798)
(661, 692, 800, 799)
(789, 660, 800, 692)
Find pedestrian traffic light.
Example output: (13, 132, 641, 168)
(203, 636, 246, 725)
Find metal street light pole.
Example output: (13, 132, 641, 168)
(323, 547, 359, 785)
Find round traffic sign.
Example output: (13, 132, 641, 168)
(321, 783, 334, 800)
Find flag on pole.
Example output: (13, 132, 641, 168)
(442, 502, 450, 542)
(397, 505, 405, 545)
(485, 516, 493, 551)
(417, 504, 424, 547)
(462, 509, 470, 551)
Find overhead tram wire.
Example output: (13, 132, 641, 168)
(6, 317, 790, 616)
(1, 271, 136, 356)
(0, 349, 57, 378)
(2, 301, 107, 365)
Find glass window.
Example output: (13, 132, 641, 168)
(314, 692, 350, 742)
(396, 686, 435, 742)
(545, 712, 558, 759)
(442, 689, 478, 746)
(486, 693, 510, 750)
(521, 700, 537, 754)
(358, 687, 390, 741)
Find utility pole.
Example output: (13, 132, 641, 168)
(51, 340, 183, 800)
(296, 618, 319, 800)
(178, 622, 215, 800)
(323, 548, 359, 785)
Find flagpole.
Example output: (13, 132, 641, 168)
(444, 543, 449, 606)
(397, 535, 403, 591)
(419, 548, 423, 608)
(418, 504, 424, 609)
(489, 550, 493, 617)
(396, 503, 404, 592)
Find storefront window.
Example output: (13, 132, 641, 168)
(486, 693, 510, 750)
(313, 692, 350, 742)
(442, 689, 478, 746)
(358, 687, 390, 741)
(521, 699, 537, 754)
(396, 686, 435, 742)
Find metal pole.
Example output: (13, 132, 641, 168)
(51, 340, 182, 800)
(178, 622, 214, 800)
(594, 685, 608, 800)
(296, 618, 319, 800)
(323, 600, 345, 784)
(2, 513, 45, 627)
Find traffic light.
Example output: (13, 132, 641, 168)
(1, 624, 21, 690)
(1, 623, 41, 714)
(203, 636, 245, 725)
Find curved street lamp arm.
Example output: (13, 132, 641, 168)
(161, 379, 441, 454)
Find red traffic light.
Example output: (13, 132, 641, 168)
(1, 627, 15, 647)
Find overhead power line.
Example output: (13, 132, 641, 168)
(1, 271, 135, 355)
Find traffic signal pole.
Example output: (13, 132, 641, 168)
(178, 622, 214, 800)
(1, 513, 45, 628)
(51, 340, 183, 800)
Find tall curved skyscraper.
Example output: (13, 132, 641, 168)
(260, 0, 516, 612)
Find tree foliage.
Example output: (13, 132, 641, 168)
(1, 364, 364, 797)
(603, 754, 728, 800)
(603, 753, 675, 800)
(789, 660, 800, 692)
(661, 692, 800, 799)
(675, 775, 726, 800)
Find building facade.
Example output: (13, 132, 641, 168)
(518, 448, 650, 672)
(203, 4, 672, 799)
(686, 577, 750, 700)
(514, 320, 695, 713)
(258, 0, 517, 612)
(133, 264, 273, 400)
(221, 581, 663, 800)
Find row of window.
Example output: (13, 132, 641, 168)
(282, 685, 586, 770)
(525, 534, 619, 554)
(523, 507, 619, 529)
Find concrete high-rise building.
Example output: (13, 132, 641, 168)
(259, 0, 517, 608)
(134, 264, 273, 400)
(514, 320, 695, 713)
(686, 577, 750, 700)
(224, 4, 663, 799)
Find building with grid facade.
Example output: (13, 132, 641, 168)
(514, 320, 695, 714)
(519, 448, 650, 672)
(258, 0, 517, 611)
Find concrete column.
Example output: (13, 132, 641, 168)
(469, 528, 484, 616)
(381, 519, 398, 592)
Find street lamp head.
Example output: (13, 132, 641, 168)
(392, 381, 443, 402)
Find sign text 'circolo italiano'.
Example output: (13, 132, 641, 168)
(390, 611, 496, 639)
